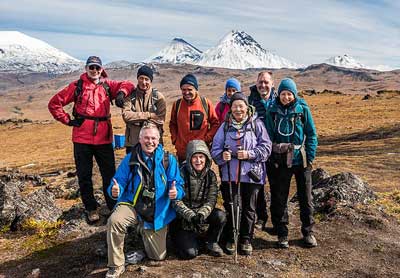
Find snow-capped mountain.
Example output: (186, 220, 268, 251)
(325, 54, 366, 69)
(0, 31, 83, 74)
(145, 38, 202, 64)
(197, 30, 300, 69)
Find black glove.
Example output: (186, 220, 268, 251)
(68, 118, 84, 127)
(191, 214, 205, 226)
(115, 91, 125, 108)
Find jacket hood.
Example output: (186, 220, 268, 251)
(185, 140, 212, 175)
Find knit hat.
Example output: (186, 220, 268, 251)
(278, 78, 297, 96)
(137, 65, 153, 81)
(180, 74, 198, 90)
(225, 77, 241, 91)
(229, 92, 248, 107)
(86, 56, 102, 67)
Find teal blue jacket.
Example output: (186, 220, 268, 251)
(264, 97, 318, 166)
(108, 144, 185, 231)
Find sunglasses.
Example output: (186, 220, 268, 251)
(88, 65, 101, 71)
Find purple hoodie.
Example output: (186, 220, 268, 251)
(211, 114, 272, 184)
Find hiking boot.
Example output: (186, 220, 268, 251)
(303, 234, 318, 248)
(86, 209, 100, 222)
(277, 236, 289, 249)
(207, 242, 224, 257)
(225, 242, 236, 255)
(239, 240, 253, 256)
(105, 265, 125, 278)
(254, 220, 266, 230)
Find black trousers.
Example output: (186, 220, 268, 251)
(269, 163, 314, 237)
(256, 184, 268, 223)
(170, 208, 226, 260)
(73, 142, 116, 211)
(220, 181, 261, 243)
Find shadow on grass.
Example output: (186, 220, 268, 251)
(0, 231, 108, 278)
(319, 124, 400, 145)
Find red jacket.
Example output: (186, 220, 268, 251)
(48, 73, 134, 145)
(215, 101, 230, 124)
(169, 95, 219, 161)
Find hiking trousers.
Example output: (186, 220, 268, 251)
(107, 204, 168, 267)
(170, 208, 226, 259)
(220, 181, 261, 243)
(256, 184, 268, 224)
(269, 163, 314, 237)
(73, 142, 116, 211)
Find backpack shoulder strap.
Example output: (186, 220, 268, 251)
(74, 79, 84, 103)
(163, 151, 170, 171)
(101, 81, 113, 105)
(200, 96, 209, 118)
(151, 89, 158, 112)
(218, 102, 225, 114)
(175, 99, 182, 120)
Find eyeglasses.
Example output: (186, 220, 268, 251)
(88, 65, 101, 71)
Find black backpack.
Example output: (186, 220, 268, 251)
(74, 78, 113, 105)
(130, 88, 159, 112)
(174, 96, 209, 120)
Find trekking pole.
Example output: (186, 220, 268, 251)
(225, 144, 238, 263)
(235, 145, 243, 263)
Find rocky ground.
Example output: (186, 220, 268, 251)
(0, 166, 399, 278)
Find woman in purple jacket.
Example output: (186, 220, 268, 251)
(211, 92, 272, 256)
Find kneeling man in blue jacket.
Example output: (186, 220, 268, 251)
(105, 122, 184, 278)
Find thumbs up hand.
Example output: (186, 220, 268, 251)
(111, 178, 120, 198)
(168, 180, 177, 200)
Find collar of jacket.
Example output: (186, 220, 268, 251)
(129, 143, 158, 173)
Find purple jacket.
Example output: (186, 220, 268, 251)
(211, 114, 272, 185)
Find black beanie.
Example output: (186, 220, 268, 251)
(180, 74, 198, 90)
(137, 65, 153, 81)
(229, 92, 248, 107)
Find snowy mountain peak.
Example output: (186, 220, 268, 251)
(145, 37, 202, 64)
(0, 31, 83, 74)
(325, 54, 366, 69)
(219, 30, 263, 50)
(197, 30, 300, 69)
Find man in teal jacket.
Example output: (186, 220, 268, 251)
(264, 78, 318, 249)
(105, 122, 184, 278)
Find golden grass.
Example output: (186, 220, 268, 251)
(0, 93, 399, 193)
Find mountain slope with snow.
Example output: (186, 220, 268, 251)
(325, 54, 366, 69)
(145, 38, 202, 64)
(197, 30, 300, 69)
(0, 31, 83, 74)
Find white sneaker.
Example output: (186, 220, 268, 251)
(105, 265, 125, 278)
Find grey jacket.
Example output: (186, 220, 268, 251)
(172, 140, 218, 227)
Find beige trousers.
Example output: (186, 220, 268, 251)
(107, 204, 167, 267)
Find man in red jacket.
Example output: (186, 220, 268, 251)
(169, 74, 219, 163)
(48, 56, 134, 222)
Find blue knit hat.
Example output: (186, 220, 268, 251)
(278, 78, 297, 96)
(180, 74, 198, 90)
(225, 77, 241, 91)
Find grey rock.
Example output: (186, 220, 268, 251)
(312, 168, 330, 186)
(313, 172, 376, 213)
(0, 180, 22, 227)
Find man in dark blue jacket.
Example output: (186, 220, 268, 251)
(248, 71, 276, 232)
(105, 122, 184, 278)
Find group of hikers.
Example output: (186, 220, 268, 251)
(48, 55, 318, 278)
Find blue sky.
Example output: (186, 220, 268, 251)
(1, 0, 399, 69)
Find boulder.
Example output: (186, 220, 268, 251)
(312, 168, 330, 186)
(313, 172, 376, 214)
(0, 180, 62, 229)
